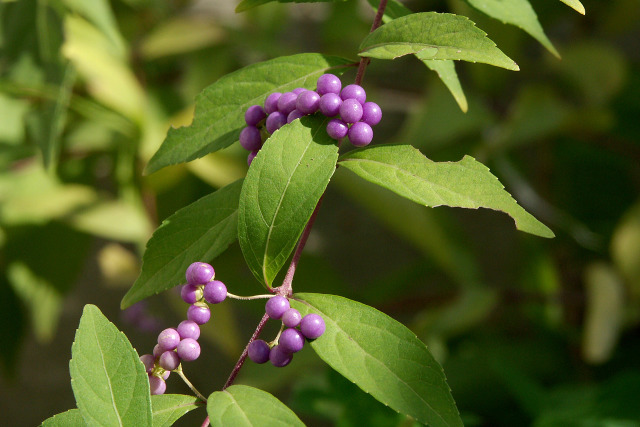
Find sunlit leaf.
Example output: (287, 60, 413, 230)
(151, 394, 202, 427)
(41, 408, 86, 426)
(558, 0, 585, 15)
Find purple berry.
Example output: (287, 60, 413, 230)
(248, 150, 259, 166)
(266, 112, 287, 134)
(245, 105, 266, 126)
(264, 92, 282, 114)
(361, 102, 382, 126)
(185, 262, 214, 285)
(248, 339, 271, 364)
(161, 370, 170, 380)
(279, 328, 305, 353)
(140, 354, 155, 373)
(177, 338, 201, 362)
(157, 328, 181, 351)
(300, 314, 326, 339)
(187, 304, 211, 325)
(239, 126, 262, 151)
(339, 99, 363, 124)
(326, 118, 349, 140)
(292, 87, 307, 95)
(177, 320, 200, 340)
(149, 375, 166, 395)
(348, 121, 374, 147)
(153, 344, 163, 359)
(277, 92, 298, 115)
(319, 93, 342, 117)
(287, 109, 305, 123)
(269, 345, 293, 367)
(317, 74, 342, 96)
(296, 90, 320, 114)
(282, 308, 302, 328)
(340, 84, 366, 104)
(159, 350, 180, 371)
(203, 280, 227, 304)
(180, 284, 202, 304)
(265, 296, 290, 319)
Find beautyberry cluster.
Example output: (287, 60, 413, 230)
(247, 296, 326, 368)
(239, 74, 382, 165)
(139, 262, 227, 395)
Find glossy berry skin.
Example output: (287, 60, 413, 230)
(292, 87, 307, 95)
(140, 354, 155, 373)
(339, 99, 364, 124)
(187, 304, 211, 325)
(239, 126, 262, 151)
(157, 328, 181, 351)
(361, 102, 382, 126)
(326, 119, 349, 140)
(300, 314, 326, 339)
(265, 296, 290, 319)
(153, 344, 163, 359)
(340, 84, 366, 104)
(149, 375, 166, 395)
(277, 92, 298, 115)
(279, 328, 305, 354)
(316, 73, 342, 96)
(177, 338, 201, 361)
(282, 308, 302, 328)
(203, 280, 227, 304)
(266, 112, 287, 134)
(247, 150, 259, 166)
(296, 90, 320, 114)
(319, 93, 342, 117)
(180, 284, 202, 304)
(159, 350, 180, 371)
(177, 320, 200, 340)
(264, 92, 282, 114)
(185, 262, 214, 285)
(269, 345, 293, 367)
(348, 121, 374, 147)
(287, 109, 305, 123)
(161, 370, 170, 380)
(247, 339, 271, 364)
(245, 105, 266, 126)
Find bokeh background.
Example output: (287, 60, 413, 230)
(1, 0, 639, 425)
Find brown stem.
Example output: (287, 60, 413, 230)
(355, 0, 389, 85)
(222, 312, 270, 390)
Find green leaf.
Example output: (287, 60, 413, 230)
(238, 116, 338, 287)
(421, 59, 468, 112)
(121, 180, 242, 309)
(338, 145, 554, 238)
(466, 0, 559, 58)
(60, 0, 126, 57)
(359, 12, 519, 71)
(558, 0, 585, 15)
(207, 385, 304, 426)
(151, 394, 202, 427)
(146, 53, 352, 174)
(236, 0, 347, 13)
(69, 304, 152, 426)
(291, 293, 463, 427)
(41, 409, 86, 426)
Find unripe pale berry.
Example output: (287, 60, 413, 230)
(239, 126, 262, 151)
(319, 93, 342, 117)
(177, 320, 200, 340)
(244, 105, 266, 126)
(317, 73, 342, 96)
(264, 92, 282, 114)
(269, 345, 293, 367)
(203, 280, 227, 304)
(248, 339, 271, 364)
(185, 262, 214, 285)
(177, 338, 201, 362)
(340, 84, 366, 104)
(300, 314, 326, 339)
(157, 328, 181, 351)
(149, 375, 166, 395)
(279, 328, 305, 354)
(326, 119, 348, 140)
(187, 304, 211, 325)
(282, 308, 302, 328)
(159, 350, 180, 371)
(348, 121, 373, 147)
(265, 296, 290, 319)
(339, 99, 363, 124)
(180, 284, 202, 304)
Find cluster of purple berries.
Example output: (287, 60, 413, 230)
(139, 262, 227, 395)
(247, 296, 326, 368)
(239, 73, 382, 165)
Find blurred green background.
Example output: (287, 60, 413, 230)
(1, 0, 639, 426)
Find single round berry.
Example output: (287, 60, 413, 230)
(340, 84, 366, 104)
(269, 345, 293, 367)
(177, 338, 201, 362)
(264, 92, 282, 114)
(348, 121, 374, 147)
(266, 112, 287, 134)
(292, 87, 307, 95)
(361, 102, 382, 126)
(239, 126, 262, 151)
(149, 375, 166, 395)
(140, 354, 155, 373)
(319, 93, 342, 117)
(296, 90, 320, 114)
(245, 105, 266, 126)
(248, 150, 259, 166)
(339, 99, 363, 124)
(177, 320, 200, 340)
(203, 280, 227, 304)
(282, 308, 302, 328)
(247, 339, 271, 364)
(153, 344, 163, 359)
(317, 73, 342, 96)
(279, 328, 305, 354)
(265, 296, 290, 319)
(287, 109, 305, 123)
(159, 350, 180, 371)
(277, 92, 298, 115)
(157, 328, 181, 351)
(180, 284, 202, 304)
(185, 262, 214, 285)
(187, 304, 211, 325)
(326, 118, 349, 140)
(300, 314, 326, 339)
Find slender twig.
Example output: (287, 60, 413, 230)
(355, 0, 389, 85)
(226, 292, 276, 301)
(175, 367, 207, 402)
(222, 312, 270, 390)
